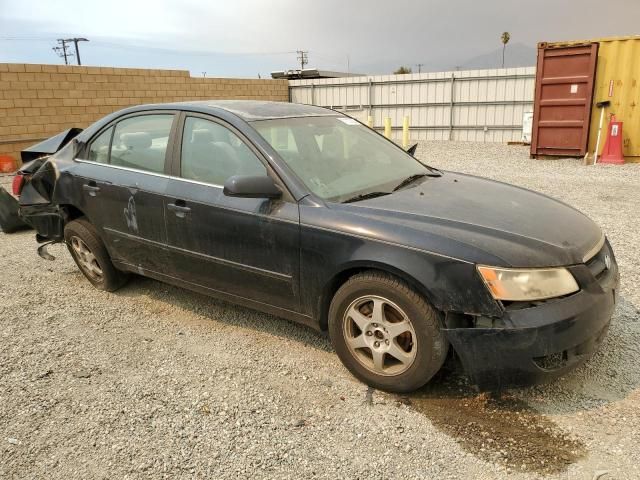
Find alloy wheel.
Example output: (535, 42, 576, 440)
(70, 236, 104, 281)
(343, 295, 417, 376)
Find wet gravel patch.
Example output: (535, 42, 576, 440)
(1, 141, 640, 479)
(406, 367, 587, 476)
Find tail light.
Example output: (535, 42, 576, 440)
(12, 173, 25, 196)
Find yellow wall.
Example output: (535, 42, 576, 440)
(587, 37, 640, 161)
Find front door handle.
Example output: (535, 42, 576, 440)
(167, 201, 191, 218)
(82, 182, 100, 197)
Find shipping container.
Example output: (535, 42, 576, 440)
(588, 36, 640, 162)
(531, 35, 640, 162)
(530, 42, 598, 157)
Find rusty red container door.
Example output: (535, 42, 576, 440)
(530, 43, 598, 157)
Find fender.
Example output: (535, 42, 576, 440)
(300, 219, 503, 329)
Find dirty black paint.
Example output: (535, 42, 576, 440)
(14, 100, 619, 390)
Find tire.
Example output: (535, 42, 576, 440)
(329, 271, 448, 393)
(64, 218, 129, 292)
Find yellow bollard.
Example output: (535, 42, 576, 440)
(367, 115, 374, 129)
(384, 117, 392, 139)
(402, 116, 410, 149)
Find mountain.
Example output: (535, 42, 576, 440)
(324, 42, 538, 76)
(457, 42, 537, 69)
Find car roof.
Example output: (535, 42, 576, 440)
(163, 100, 338, 121)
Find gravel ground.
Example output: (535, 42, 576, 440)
(1, 141, 639, 479)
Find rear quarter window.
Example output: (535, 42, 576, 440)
(87, 127, 113, 163)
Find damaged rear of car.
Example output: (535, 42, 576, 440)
(4, 128, 83, 254)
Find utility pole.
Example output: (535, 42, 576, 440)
(296, 50, 308, 70)
(53, 38, 89, 65)
(53, 39, 72, 65)
(67, 38, 89, 65)
(416, 63, 424, 73)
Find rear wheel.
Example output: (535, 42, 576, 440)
(64, 218, 128, 292)
(329, 271, 448, 393)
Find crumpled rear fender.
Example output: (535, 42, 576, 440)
(19, 203, 67, 241)
(20, 128, 82, 163)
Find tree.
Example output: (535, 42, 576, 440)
(394, 66, 412, 74)
(501, 32, 511, 68)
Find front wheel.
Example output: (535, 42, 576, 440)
(64, 218, 129, 292)
(328, 271, 448, 393)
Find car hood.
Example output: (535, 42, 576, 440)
(330, 172, 602, 267)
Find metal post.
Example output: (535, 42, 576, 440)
(448, 74, 455, 140)
(311, 84, 315, 106)
(402, 116, 410, 149)
(59, 39, 69, 65)
(73, 40, 82, 65)
(384, 118, 392, 139)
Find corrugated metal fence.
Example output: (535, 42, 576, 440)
(289, 67, 536, 142)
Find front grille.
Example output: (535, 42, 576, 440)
(585, 241, 612, 281)
(533, 321, 610, 372)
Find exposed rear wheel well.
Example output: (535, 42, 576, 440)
(318, 265, 437, 331)
(62, 204, 86, 222)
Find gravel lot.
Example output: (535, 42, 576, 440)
(1, 142, 639, 479)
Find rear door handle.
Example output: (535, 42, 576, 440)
(167, 201, 191, 218)
(82, 182, 100, 196)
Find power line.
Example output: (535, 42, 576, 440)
(82, 40, 295, 57)
(416, 63, 424, 73)
(0, 36, 52, 41)
(296, 50, 308, 70)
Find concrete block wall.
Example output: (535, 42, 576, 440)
(0, 63, 289, 165)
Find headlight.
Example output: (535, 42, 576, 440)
(477, 266, 579, 301)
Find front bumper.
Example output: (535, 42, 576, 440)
(445, 241, 619, 391)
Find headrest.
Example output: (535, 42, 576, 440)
(120, 132, 152, 149)
(322, 131, 343, 155)
(192, 129, 214, 143)
(210, 127, 231, 143)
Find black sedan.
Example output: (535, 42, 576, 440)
(10, 100, 619, 392)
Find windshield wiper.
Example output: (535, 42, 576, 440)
(393, 173, 427, 191)
(342, 191, 391, 204)
(393, 170, 443, 192)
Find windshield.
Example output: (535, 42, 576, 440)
(252, 116, 430, 202)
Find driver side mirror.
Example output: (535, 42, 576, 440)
(223, 175, 282, 199)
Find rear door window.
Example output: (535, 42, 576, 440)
(110, 115, 174, 173)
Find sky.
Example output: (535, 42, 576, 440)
(0, 0, 638, 78)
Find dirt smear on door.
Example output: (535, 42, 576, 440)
(401, 370, 587, 475)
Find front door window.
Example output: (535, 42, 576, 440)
(181, 117, 266, 185)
